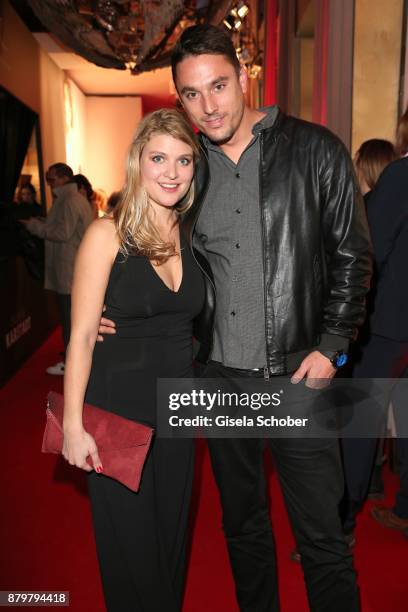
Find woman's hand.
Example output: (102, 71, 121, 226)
(62, 428, 103, 473)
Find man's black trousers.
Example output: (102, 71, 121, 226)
(204, 361, 360, 612)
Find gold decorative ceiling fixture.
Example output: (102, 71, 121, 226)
(27, 0, 235, 74)
(223, 1, 249, 31)
(223, 2, 261, 79)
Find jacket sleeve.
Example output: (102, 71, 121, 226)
(366, 161, 408, 269)
(318, 135, 372, 348)
(27, 199, 78, 243)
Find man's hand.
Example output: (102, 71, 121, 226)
(97, 309, 116, 342)
(291, 351, 336, 389)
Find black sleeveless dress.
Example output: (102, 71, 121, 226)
(86, 235, 204, 612)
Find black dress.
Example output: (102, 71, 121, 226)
(86, 235, 204, 612)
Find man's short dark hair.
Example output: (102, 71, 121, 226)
(171, 24, 241, 83)
(48, 163, 74, 179)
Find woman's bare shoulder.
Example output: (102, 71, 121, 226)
(81, 217, 119, 257)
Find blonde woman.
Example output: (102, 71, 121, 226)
(62, 109, 204, 612)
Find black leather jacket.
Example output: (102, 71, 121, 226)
(182, 109, 372, 375)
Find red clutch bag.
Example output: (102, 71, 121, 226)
(42, 391, 154, 492)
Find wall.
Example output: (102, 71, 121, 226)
(404, 15, 408, 111)
(38, 51, 66, 191)
(65, 78, 87, 175)
(0, 0, 40, 112)
(53, 81, 142, 198)
(0, 1, 62, 385)
(85, 96, 142, 197)
(298, 38, 314, 121)
(352, 0, 405, 154)
(0, 1, 66, 208)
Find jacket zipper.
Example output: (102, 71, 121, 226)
(258, 132, 271, 381)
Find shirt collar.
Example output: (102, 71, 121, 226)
(252, 105, 279, 134)
(53, 182, 77, 197)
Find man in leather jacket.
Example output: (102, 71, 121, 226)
(172, 25, 371, 612)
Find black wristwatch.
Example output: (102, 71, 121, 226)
(319, 350, 348, 369)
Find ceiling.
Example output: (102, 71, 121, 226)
(10, 0, 233, 103)
(34, 33, 174, 99)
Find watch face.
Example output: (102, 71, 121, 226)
(336, 353, 348, 367)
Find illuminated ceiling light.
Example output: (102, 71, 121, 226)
(223, 3, 248, 32)
(237, 3, 249, 19)
(248, 64, 262, 79)
(223, 15, 234, 29)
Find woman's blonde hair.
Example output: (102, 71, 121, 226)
(354, 139, 396, 192)
(114, 108, 199, 262)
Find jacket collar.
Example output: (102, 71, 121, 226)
(53, 182, 77, 198)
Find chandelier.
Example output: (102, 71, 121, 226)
(27, 1, 260, 79)
(223, 2, 261, 79)
(27, 0, 235, 74)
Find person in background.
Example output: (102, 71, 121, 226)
(341, 138, 398, 534)
(354, 139, 397, 205)
(342, 117, 408, 534)
(16, 183, 42, 218)
(73, 174, 98, 219)
(14, 183, 44, 280)
(366, 108, 408, 535)
(105, 191, 121, 215)
(362, 154, 408, 536)
(20, 163, 93, 375)
(93, 188, 107, 216)
(395, 105, 408, 157)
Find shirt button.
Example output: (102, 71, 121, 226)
(236, 172, 240, 178)
(230, 311, 236, 316)
(235, 208, 241, 214)
(235, 242, 240, 249)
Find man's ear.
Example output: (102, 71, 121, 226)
(239, 66, 248, 94)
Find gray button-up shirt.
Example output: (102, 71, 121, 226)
(195, 106, 279, 369)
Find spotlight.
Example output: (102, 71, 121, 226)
(237, 3, 249, 19)
(248, 64, 262, 79)
(223, 3, 248, 31)
(223, 15, 233, 30)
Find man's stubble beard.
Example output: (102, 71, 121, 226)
(202, 104, 245, 146)
(201, 109, 244, 146)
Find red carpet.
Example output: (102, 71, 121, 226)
(1, 330, 407, 611)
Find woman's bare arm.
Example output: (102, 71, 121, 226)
(63, 218, 119, 471)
